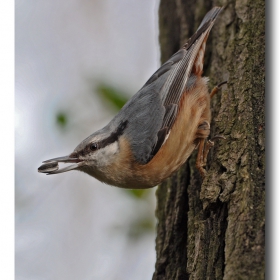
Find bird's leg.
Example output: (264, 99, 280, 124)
(210, 81, 227, 99)
(194, 81, 227, 178)
(195, 120, 211, 178)
(202, 139, 214, 166)
(194, 80, 227, 178)
(196, 135, 226, 178)
(195, 139, 207, 178)
(203, 135, 226, 166)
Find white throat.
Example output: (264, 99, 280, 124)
(95, 141, 119, 167)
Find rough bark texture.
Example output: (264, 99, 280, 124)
(153, 0, 265, 280)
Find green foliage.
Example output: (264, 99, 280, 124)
(56, 112, 67, 127)
(96, 84, 128, 110)
(125, 189, 148, 199)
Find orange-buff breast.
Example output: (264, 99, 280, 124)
(103, 77, 211, 189)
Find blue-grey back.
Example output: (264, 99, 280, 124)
(90, 7, 223, 165)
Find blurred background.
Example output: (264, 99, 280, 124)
(15, 0, 160, 279)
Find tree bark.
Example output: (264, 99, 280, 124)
(153, 1, 265, 280)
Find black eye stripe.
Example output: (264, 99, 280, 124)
(88, 120, 128, 152)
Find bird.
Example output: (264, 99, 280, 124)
(38, 7, 225, 189)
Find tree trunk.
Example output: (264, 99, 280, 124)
(153, 1, 265, 280)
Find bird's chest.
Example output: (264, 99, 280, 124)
(129, 86, 210, 187)
(100, 80, 211, 189)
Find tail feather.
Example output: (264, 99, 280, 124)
(197, 6, 223, 30)
(187, 7, 223, 76)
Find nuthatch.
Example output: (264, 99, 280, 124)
(38, 7, 226, 189)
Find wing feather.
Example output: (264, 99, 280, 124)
(111, 7, 223, 164)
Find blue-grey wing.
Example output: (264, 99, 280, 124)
(110, 7, 222, 164)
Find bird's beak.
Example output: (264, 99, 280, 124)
(38, 154, 85, 175)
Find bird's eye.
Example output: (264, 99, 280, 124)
(90, 143, 98, 151)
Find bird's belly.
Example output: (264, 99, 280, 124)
(99, 79, 210, 189)
(131, 82, 210, 188)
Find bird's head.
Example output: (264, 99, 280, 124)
(38, 120, 128, 177)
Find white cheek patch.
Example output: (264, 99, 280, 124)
(95, 141, 119, 167)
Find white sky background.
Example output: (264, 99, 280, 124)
(15, 0, 160, 279)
